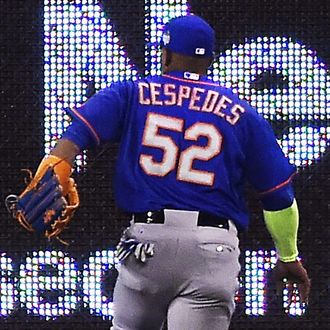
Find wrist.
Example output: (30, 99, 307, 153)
(33, 155, 72, 195)
(278, 255, 298, 263)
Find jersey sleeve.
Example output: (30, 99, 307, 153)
(244, 112, 296, 195)
(62, 81, 132, 150)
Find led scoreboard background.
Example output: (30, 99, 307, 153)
(0, 0, 329, 329)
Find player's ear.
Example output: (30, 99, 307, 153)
(165, 49, 172, 67)
(161, 48, 172, 73)
(207, 52, 216, 68)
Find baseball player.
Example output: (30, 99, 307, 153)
(10, 14, 310, 330)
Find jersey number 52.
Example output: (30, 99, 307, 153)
(139, 113, 223, 186)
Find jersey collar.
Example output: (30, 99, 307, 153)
(163, 70, 211, 83)
(162, 70, 218, 86)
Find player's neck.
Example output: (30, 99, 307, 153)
(164, 65, 207, 76)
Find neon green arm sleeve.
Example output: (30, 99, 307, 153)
(263, 199, 299, 262)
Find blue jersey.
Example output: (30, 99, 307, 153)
(63, 71, 295, 230)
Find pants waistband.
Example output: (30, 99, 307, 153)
(133, 209, 230, 230)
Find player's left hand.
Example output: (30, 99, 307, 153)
(5, 166, 79, 243)
(272, 259, 311, 305)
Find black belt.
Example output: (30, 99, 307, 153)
(133, 210, 229, 230)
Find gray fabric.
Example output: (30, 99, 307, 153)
(112, 210, 240, 330)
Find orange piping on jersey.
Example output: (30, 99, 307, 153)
(259, 172, 296, 196)
(71, 108, 101, 145)
(162, 74, 220, 87)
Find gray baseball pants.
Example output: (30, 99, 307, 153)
(112, 209, 241, 330)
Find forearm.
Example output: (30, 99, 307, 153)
(263, 199, 299, 262)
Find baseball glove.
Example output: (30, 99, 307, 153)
(5, 164, 79, 243)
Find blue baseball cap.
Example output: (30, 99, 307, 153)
(160, 15, 215, 58)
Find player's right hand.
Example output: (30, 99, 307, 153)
(272, 259, 311, 305)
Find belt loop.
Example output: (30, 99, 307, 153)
(146, 211, 153, 223)
(164, 209, 199, 226)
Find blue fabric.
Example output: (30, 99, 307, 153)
(244, 116, 296, 193)
(160, 15, 215, 57)
(63, 71, 296, 230)
(63, 84, 129, 147)
(260, 182, 295, 211)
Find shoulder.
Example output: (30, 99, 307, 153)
(104, 78, 137, 94)
(107, 75, 164, 91)
(219, 87, 266, 123)
(220, 87, 256, 113)
(87, 79, 138, 105)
